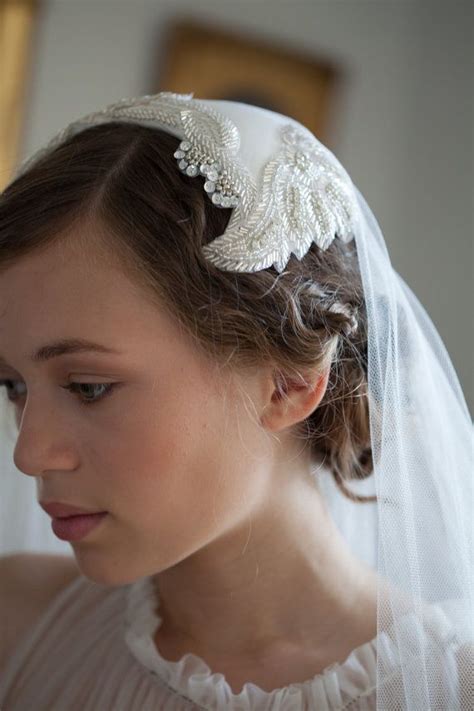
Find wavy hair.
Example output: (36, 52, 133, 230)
(0, 122, 377, 502)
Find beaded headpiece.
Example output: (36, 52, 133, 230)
(13, 92, 361, 275)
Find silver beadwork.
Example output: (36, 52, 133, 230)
(201, 122, 360, 273)
(12, 92, 360, 275)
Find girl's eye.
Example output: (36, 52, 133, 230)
(0, 379, 118, 407)
(61, 382, 117, 406)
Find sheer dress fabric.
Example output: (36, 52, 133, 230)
(0, 572, 466, 711)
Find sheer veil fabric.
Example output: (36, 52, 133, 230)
(0, 93, 472, 709)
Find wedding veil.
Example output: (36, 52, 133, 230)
(0, 93, 472, 709)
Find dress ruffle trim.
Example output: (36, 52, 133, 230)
(123, 576, 460, 711)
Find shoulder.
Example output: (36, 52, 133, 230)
(0, 552, 80, 673)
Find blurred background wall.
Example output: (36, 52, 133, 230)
(1, 0, 472, 554)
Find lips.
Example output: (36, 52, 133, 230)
(40, 501, 106, 518)
(51, 512, 108, 541)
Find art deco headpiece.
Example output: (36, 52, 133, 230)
(14, 92, 360, 274)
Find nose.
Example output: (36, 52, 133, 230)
(12, 402, 78, 477)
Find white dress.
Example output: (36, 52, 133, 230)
(0, 573, 465, 710)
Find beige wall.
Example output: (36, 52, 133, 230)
(19, 0, 473, 414)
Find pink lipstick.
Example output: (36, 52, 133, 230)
(39, 501, 108, 541)
(51, 512, 108, 541)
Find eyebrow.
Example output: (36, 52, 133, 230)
(0, 338, 122, 366)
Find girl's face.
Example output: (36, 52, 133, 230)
(0, 224, 274, 585)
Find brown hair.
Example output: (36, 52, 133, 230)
(0, 122, 376, 503)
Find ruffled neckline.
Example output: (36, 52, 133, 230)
(123, 575, 458, 710)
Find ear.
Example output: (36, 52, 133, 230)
(260, 367, 331, 433)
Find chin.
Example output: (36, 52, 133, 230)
(71, 551, 146, 587)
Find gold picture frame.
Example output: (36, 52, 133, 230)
(0, 0, 39, 191)
(157, 20, 341, 144)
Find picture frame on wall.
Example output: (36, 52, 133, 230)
(0, 0, 39, 191)
(157, 20, 342, 145)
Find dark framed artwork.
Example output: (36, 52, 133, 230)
(156, 21, 342, 145)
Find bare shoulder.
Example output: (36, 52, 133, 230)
(0, 552, 80, 673)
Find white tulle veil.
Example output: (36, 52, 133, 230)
(0, 92, 472, 709)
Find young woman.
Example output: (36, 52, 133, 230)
(0, 93, 471, 710)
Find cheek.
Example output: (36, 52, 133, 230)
(100, 389, 265, 557)
(73, 382, 271, 584)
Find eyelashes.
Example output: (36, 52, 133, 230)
(0, 379, 27, 404)
(0, 379, 120, 407)
(60, 382, 118, 406)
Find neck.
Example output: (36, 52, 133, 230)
(152, 471, 378, 662)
